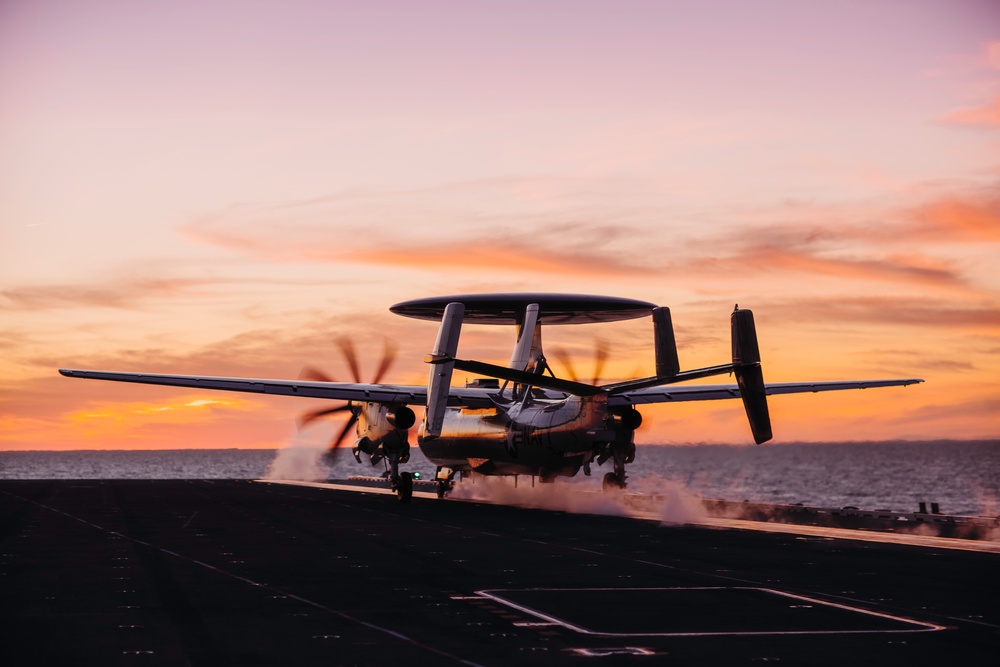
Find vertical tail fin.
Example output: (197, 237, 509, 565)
(508, 303, 541, 372)
(652, 306, 680, 377)
(424, 302, 464, 439)
(731, 307, 772, 444)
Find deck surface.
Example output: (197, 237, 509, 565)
(1, 479, 997, 665)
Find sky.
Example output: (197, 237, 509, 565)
(2, 0, 998, 451)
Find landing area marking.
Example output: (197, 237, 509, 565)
(474, 587, 945, 637)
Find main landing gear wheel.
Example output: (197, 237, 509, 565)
(396, 472, 413, 503)
(602, 472, 626, 491)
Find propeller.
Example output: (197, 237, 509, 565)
(298, 366, 335, 383)
(550, 338, 610, 386)
(296, 337, 398, 459)
(296, 403, 352, 429)
(551, 339, 649, 434)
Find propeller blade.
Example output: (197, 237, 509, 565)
(335, 336, 362, 383)
(297, 403, 352, 428)
(550, 347, 579, 382)
(592, 338, 609, 386)
(298, 365, 335, 383)
(371, 339, 398, 384)
(325, 413, 359, 459)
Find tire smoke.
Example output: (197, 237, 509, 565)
(449, 474, 707, 525)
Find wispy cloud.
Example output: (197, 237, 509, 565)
(853, 349, 977, 374)
(351, 239, 654, 277)
(0, 273, 358, 313)
(752, 296, 1000, 332)
(682, 241, 966, 289)
(939, 96, 1000, 129)
(936, 41, 1000, 130)
(0, 278, 216, 311)
(180, 180, 990, 293)
(912, 193, 1000, 241)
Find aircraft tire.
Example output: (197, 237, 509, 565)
(602, 472, 625, 492)
(397, 472, 413, 503)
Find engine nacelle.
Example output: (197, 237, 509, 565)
(387, 406, 416, 429)
(611, 407, 643, 430)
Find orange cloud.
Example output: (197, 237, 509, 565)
(702, 245, 964, 289)
(0, 391, 286, 451)
(1, 278, 217, 311)
(751, 296, 1000, 333)
(176, 168, 1000, 295)
(61, 394, 264, 445)
(192, 220, 971, 291)
(939, 95, 1000, 129)
(65, 394, 259, 430)
(935, 41, 1000, 129)
(352, 241, 642, 277)
(180, 184, 991, 294)
(914, 195, 1000, 242)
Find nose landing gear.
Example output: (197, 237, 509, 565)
(602, 471, 627, 491)
(597, 425, 636, 492)
(391, 471, 413, 503)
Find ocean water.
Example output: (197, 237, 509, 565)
(2, 441, 998, 517)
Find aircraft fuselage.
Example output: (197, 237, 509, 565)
(416, 394, 610, 479)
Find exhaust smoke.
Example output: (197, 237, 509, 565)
(449, 474, 707, 525)
(263, 428, 329, 481)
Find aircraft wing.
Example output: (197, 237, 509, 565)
(59, 369, 921, 409)
(57, 369, 497, 409)
(610, 378, 923, 406)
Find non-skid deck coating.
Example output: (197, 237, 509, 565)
(1, 479, 997, 666)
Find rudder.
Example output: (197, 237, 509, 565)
(731, 307, 772, 444)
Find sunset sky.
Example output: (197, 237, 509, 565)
(2, 0, 998, 451)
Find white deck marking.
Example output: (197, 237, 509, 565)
(475, 587, 946, 637)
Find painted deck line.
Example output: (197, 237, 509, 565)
(475, 586, 945, 637)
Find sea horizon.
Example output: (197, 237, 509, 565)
(3, 441, 998, 518)
(6, 437, 998, 453)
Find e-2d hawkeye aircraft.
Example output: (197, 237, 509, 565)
(60, 293, 922, 502)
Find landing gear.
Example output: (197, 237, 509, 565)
(603, 471, 626, 491)
(434, 466, 455, 499)
(394, 471, 413, 503)
(598, 424, 636, 492)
